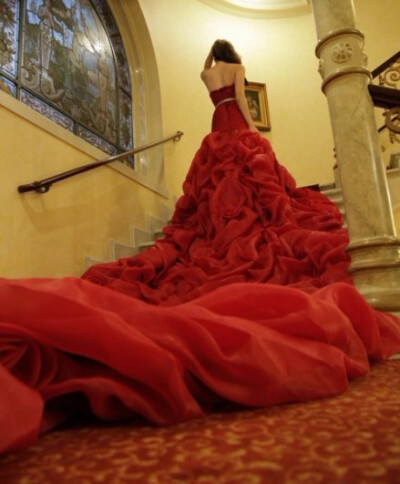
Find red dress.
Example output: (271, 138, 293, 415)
(81, 85, 351, 304)
(1, 85, 400, 454)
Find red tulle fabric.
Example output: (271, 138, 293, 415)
(1, 85, 400, 454)
(81, 85, 351, 305)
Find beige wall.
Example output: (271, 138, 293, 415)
(0, 92, 172, 278)
(139, 0, 400, 195)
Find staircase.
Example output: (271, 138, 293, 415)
(85, 205, 171, 270)
(83, 172, 400, 274)
(320, 166, 400, 231)
(84, 173, 399, 269)
(319, 182, 346, 222)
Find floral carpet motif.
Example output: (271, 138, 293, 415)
(1, 358, 400, 484)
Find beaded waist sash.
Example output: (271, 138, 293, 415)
(215, 97, 236, 108)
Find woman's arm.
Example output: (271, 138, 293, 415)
(204, 47, 214, 69)
(234, 65, 257, 131)
(201, 47, 214, 81)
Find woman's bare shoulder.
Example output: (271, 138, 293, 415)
(234, 64, 245, 73)
(200, 67, 211, 80)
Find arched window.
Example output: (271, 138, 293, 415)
(0, 0, 133, 161)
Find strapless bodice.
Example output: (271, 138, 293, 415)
(210, 84, 236, 107)
(209, 84, 248, 132)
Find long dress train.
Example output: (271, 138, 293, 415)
(1, 84, 400, 454)
(82, 85, 351, 305)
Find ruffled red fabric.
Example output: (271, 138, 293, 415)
(1, 85, 400, 454)
(82, 85, 350, 305)
(1, 277, 400, 454)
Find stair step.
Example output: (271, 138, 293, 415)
(83, 202, 174, 271)
(132, 226, 153, 246)
(111, 240, 139, 259)
(154, 229, 165, 239)
(323, 191, 344, 207)
(138, 241, 156, 251)
(84, 256, 105, 270)
(320, 186, 342, 197)
(319, 182, 337, 191)
(319, 186, 347, 223)
(146, 214, 166, 234)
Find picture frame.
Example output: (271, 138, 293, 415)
(245, 82, 271, 131)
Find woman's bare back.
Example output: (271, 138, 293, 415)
(201, 57, 256, 131)
(201, 62, 240, 93)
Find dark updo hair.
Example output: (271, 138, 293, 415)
(212, 39, 242, 64)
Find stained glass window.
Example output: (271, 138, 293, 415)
(0, 0, 133, 160)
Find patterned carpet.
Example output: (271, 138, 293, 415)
(1, 358, 400, 484)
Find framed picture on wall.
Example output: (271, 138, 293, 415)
(245, 82, 271, 131)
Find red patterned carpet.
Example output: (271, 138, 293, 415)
(1, 358, 400, 484)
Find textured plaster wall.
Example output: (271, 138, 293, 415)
(0, 98, 165, 278)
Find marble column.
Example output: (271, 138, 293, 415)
(311, 0, 400, 314)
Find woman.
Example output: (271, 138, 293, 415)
(82, 40, 352, 303)
(201, 40, 257, 132)
(1, 41, 400, 455)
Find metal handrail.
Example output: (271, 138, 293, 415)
(369, 52, 400, 134)
(18, 131, 184, 194)
(370, 50, 400, 79)
(378, 115, 399, 133)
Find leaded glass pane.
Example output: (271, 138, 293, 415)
(119, 88, 132, 151)
(0, 0, 133, 159)
(0, 0, 20, 76)
(76, 123, 117, 153)
(21, 88, 74, 130)
(112, 35, 130, 93)
(0, 74, 16, 94)
(22, 0, 118, 141)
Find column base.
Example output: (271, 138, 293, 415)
(347, 236, 400, 312)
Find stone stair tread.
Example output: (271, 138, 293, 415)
(321, 187, 342, 195)
(319, 182, 337, 191)
(154, 230, 165, 239)
(139, 241, 156, 251)
(84, 256, 108, 270)
(111, 240, 139, 259)
(132, 226, 154, 246)
(84, 202, 174, 271)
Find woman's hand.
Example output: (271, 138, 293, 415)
(203, 47, 214, 70)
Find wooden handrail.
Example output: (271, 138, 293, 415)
(18, 131, 184, 194)
(368, 84, 400, 109)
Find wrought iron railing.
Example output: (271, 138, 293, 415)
(368, 51, 400, 140)
(370, 51, 400, 80)
(18, 131, 184, 194)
